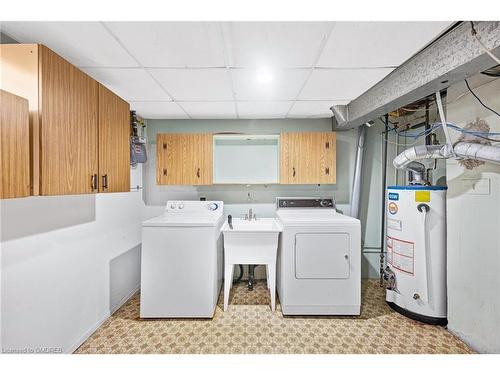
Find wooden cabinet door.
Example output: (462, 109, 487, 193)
(1, 90, 31, 198)
(186, 133, 213, 185)
(156, 134, 182, 185)
(98, 84, 130, 193)
(156, 133, 213, 185)
(317, 132, 336, 184)
(280, 132, 336, 184)
(39, 45, 98, 195)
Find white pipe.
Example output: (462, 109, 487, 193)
(454, 142, 500, 164)
(350, 124, 367, 219)
(435, 91, 455, 156)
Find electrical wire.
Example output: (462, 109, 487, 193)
(464, 79, 500, 118)
(383, 121, 500, 147)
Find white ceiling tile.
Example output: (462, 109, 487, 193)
(224, 22, 333, 68)
(237, 101, 292, 119)
(180, 102, 237, 119)
(299, 68, 394, 101)
(129, 102, 188, 119)
(231, 68, 309, 101)
(0, 22, 138, 67)
(105, 22, 226, 68)
(149, 69, 233, 101)
(81, 68, 171, 101)
(288, 100, 350, 118)
(317, 22, 452, 68)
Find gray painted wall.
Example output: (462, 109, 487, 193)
(143, 118, 357, 206)
(142, 118, 386, 278)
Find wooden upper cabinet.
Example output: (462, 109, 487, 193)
(0, 44, 40, 195)
(39, 45, 99, 195)
(1, 44, 131, 197)
(280, 132, 336, 184)
(98, 84, 130, 193)
(157, 133, 213, 185)
(1, 90, 31, 199)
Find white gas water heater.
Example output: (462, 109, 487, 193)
(385, 185, 447, 325)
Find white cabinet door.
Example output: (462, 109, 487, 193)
(295, 233, 350, 279)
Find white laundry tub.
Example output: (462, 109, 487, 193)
(221, 218, 283, 311)
(222, 218, 282, 264)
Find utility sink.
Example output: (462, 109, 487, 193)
(221, 218, 282, 263)
(221, 217, 282, 311)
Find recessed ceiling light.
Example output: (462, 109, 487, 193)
(256, 68, 274, 84)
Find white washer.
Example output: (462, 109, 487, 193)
(276, 198, 361, 315)
(140, 200, 224, 318)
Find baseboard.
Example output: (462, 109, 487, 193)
(110, 284, 140, 315)
(68, 284, 140, 354)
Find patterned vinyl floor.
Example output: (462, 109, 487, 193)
(75, 279, 473, 354)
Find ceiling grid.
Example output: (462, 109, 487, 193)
(0, 21, 452, 119)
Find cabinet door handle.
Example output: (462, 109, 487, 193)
(196, 168, 200, 178)
(292, 167, 296, 177)
(102, 174, 108, 190)
(325, 141, 330, 149)
(162, 143, 167, 150)
(91, 174, 98, 191)
(163, 168, 168, 176)
(325, 167, 330, 175)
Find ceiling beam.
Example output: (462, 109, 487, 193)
(332, 21, 500, 129)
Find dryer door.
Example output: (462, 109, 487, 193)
(295, 233, 350, 279)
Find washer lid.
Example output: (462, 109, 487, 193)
(276, 209, 359, 225)
(142, 213, 223, 227)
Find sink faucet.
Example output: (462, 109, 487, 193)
(245, 208, 257, 221)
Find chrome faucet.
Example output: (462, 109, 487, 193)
(244, 208, 257, 221)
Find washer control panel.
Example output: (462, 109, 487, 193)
(166, 200, 223, 213)
(277, 198, 335, 209)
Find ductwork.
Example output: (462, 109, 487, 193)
(454, 142, 500, 164)
(393, 142, 500, 177)
(393, 144, 450, 169)
(330, 105, 348, 127)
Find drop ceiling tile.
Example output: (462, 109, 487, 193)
(82, 68, 171, 102)
(237, 101, 293, 119)
(149, 69, 234, 101)
(231, 68, 309, 101)
(0, 22, 138, 67)
(180, 102, 237, 119)
(129, 102, 188, 119)
(105, 22, 226, 68)
(317, 21, 452, 68)
(299, 68, 394, 101)
(224, 22, 333, 68)
(288, 100, 350, 118)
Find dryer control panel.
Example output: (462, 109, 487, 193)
(277, 198, 335, 209)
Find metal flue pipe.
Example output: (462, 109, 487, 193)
(350, 124, 368, 219)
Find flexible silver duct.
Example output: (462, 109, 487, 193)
(392, 144, 450, 170)
(393, 142, 500, 176)
(454, 142, 500, 164)
(350, 124, 367, 219)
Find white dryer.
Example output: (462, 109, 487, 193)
(140, 200, 224, 318)
(276, 198, 361, 315)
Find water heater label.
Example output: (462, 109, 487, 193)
(388, 192, 399, 201)
(387, 236, 414, 275)
(388, 202, 398, 215)
(415, 191, 430, 202)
